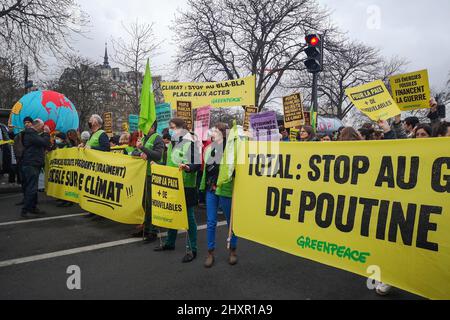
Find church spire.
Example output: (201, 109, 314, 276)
(103, 42, 110, 68)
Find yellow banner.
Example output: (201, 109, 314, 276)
(346, 80, 401, 121)
(390, 70, 431, 111)
(151, 165, 188, 230)
(0, 140, 13, 146)
(161, 76, 256, 109)
(233, 139, 450, 300)
(46, 148, 146, 224)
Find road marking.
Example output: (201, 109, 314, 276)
(0, 213, 90, 227)
(0, 221, 228, 268)
(0, 194, 22, 200)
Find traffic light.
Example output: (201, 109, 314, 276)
(304, 34, 323, 73)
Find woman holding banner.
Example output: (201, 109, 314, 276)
(200, 123, 238, 268)
(154, 118, 201, 263)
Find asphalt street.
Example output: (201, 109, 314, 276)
(0, 192, 423, 300)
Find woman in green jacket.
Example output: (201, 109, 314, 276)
(200, 123, 238, 268)
(154, 118, 201, 263)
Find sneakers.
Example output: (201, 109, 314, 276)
(229, 249, 238, 266)
(204, 250, 215, 268)
(376, 283, 393, 296)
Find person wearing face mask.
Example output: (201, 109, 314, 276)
(154, 118, 201, 263)
(82, 114, 110, 152)
(131, 122, 165, 243)
(20, 119, 51, 218)
(199, 123, 238, 268)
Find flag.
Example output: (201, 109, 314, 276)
(138, 60, 157, 134)
(217, 121, 239, 187)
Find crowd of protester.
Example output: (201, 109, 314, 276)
(0, 97, 448, 297)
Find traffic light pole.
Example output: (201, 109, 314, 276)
(312, 72, 319, 130)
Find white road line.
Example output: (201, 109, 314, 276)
(0, 194, 22, 200)
(0, 213, 90, 227)
(0, 221, 228, 268)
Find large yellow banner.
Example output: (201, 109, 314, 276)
(161, 75, 256, 109)
(346, 80, 401, 121)
(390, 70, 431, 111)
(151, 165, 188, 230)
(233, 139, 450, 300)
(46, 148, 146, 224)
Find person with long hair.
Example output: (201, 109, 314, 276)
(338, 127, 363, 141)
(154, 118, 201, 263)
(200, 123, 238, 268)
(298, 125, 319, 142)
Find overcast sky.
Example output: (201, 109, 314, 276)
(71, 0, 450, 91)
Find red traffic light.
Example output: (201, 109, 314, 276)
(306, 35, 320, 47)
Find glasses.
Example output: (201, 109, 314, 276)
(300, 131, 308, 134)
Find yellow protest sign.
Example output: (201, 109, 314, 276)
(243, 106, 258, 132)
(233, 139, 450, 300)
(290, 128, 299, 142)
(151, 165, 188, 230)
(162, 76, 256, 109)
(46, 148, 146, 224)
(283, 93, 304, 128)
(346, 80, 401, 121)
(390, 70, 431, 111)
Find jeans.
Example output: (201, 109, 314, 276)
(206, 191, 237, 251)
(143, 176, 158, 235)
(165, 206, 197, 252)
(22, 166, 40, 211)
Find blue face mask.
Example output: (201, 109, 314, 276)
(169, 129, 176, 137)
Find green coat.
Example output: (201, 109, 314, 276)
(200, 145, 233, 198)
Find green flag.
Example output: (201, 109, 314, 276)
(217, 121, 239, 187)
(139, 60, 157, 134)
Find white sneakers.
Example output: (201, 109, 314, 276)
(376, 283, 393, 296)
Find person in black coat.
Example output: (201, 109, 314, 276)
(21, 119, 51, 218)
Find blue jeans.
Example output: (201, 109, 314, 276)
(21, 166, 40, 211)
(206, 191, 237, 251)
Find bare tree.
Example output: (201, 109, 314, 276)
(174, 0, 333, 111)
(284, 38, 408, 120)
(0, 50, 22, 110)
(50, 54, 112, 131)
(111, 21, 160, 114)
(0, 0, 89, 69)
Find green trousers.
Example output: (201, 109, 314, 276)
(165, 206, 197, 252)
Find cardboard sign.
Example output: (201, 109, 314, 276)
(389, 70, 431, 111)
(194, 106, 211, 141)
(249, 111, 279, 141)
(103, 112, 113, 137)
(345, 80, 401, 121)
(177, 101, 193, 131)
(243, 106, 258, 132)
(129, 115, 139, 133)
(156, 103, 172, 135)
(283, 93, 304, 128)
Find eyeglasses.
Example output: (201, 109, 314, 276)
(300, 131, 308, 134)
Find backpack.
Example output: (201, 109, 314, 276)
(13, 132, 25, 162)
